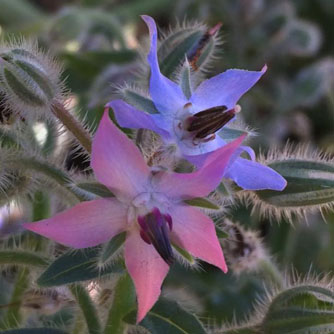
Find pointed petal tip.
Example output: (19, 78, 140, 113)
(261, 64, 268, 73)
(141, 15, 156, 30)
(136, 312, 146, 324)
(277, 177, 288, 191)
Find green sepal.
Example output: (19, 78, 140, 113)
(184, 197, 220, 210)
(76, 182, 115, 199)
(124, 298, 207, 334)
(119, 86, 159, 114)
(218, 127, 248, 143)
(179, 59, 193, 99)
(37, 247, 124, 287)
(159, 25, 218, 77)
(172, 242, 195, 265)
(99, 232, 126, 265)
(256, 160, 334, 207)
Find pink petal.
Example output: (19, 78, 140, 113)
(141, 15, 187, 114)
(170, 205, 227, 272)
(155, 135, 245, 199)
(125, 229, 169, 323)
(91, 111, 150, 199)
(23, 199, 127, 248)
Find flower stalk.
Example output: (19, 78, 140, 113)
(51, 101, 92, 154)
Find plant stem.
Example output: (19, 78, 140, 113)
(51, 101, 92, 153)
(70, 284, 102, 334)
(0, 267, 29, 330)
(8, 156, 86, 202)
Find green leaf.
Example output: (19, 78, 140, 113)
(124, 298, 207, 334)
(184, 197, 220, 210)
(0, 250, 49, 267)
(256, 160, 334, 207)
(99, 232, 126, 265)
(0, 329, 69, 334)
(103, 273, 136, 334)
(70, 284, 102, 334)
(263, 285, 334, 333)
(37, 247, 124, 287)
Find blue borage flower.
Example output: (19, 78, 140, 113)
(107, 15, 286, 191)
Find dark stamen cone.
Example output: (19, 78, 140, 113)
(187, 105, 235, 139)
(138, 208, 174, 265)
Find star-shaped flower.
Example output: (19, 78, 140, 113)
(24, 110, 245, 322)
(107, 15, 286, 191)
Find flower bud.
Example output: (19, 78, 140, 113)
(224, 221, 267, 274)
(242, 144, 334, 221)
(0, 42, 62, 120)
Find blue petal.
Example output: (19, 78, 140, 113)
(141, 15, 187, 114)
(107, 99, 171, 140)
(179, 134, 226, 156)
(190, 66, 267, 110)
(224, 157, 287, 191)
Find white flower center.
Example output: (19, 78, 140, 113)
(127, 191, 170, 228)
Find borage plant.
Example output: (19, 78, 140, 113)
(0, 13, 333, 334)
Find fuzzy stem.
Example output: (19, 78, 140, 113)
(51, 101, 92, 154)
(70, 284, 102, 334)
(103, 273, 135, 334)
(0, 267, 29, 330)
(0, 250, 49, 267)
(258, 258, 285, 289)
(72, 312, 85, 334)
(7, 156, 86, 202)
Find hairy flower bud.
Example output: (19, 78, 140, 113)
(0, 41, 63, 121)
(224, 221, 267, 274)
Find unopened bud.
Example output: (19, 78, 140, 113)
(0, 43, 62, 120)
(224, 221, 267, 274)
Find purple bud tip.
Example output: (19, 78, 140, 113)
(208, 22, 223, 36)
(138, 208, 174, 265)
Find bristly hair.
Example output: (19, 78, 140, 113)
(235, 142, 334, 222)
(212, 271, 334, 334)
(0, 37, 66, 123)
(135, 17, 224, 84)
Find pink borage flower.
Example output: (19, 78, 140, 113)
(24, 111, 245, 322)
